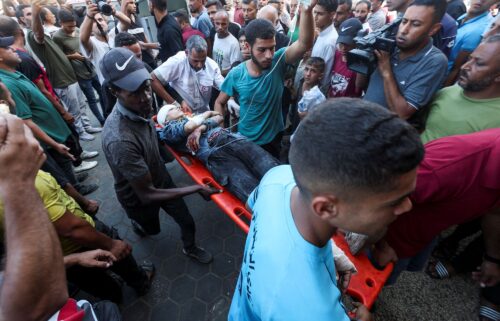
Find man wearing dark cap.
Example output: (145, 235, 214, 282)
(101, 48, 217, 264)
(328, 18, 363, 98)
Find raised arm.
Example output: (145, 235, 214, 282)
(31, 1, 46, 44)
(0, 114, 67, 321)
(80, 2, 99, 54)
(285, 0, 317, 64)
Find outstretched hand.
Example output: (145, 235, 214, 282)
(75, 249, 117, 268)
(198, 184, 222, 201)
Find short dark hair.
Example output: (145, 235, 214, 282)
(242, 0, 258, 7)
(172, 9, 190, 24)
(149, 0, 167, 12)
(205, 0, 223, 9)
(245, 19, 275, 46)
(15, 4, 30, 20)
(305, 56, 326, 73)
(338, 0, 352, 10)
(317, 0, 338, 13)
(40, 6, 58, 23)
(238, 27, 246, 39)
(58, 9, 75, 23)
(114, 32, 139, 47)
(290, 98, 424, 198)
(0, 15, 21, 37)
(355, 0, 371, 10)
(408, 0, 447, 24)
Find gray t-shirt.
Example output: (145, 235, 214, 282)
(363, 40, 448, 112)
(102, 103, 171, 208)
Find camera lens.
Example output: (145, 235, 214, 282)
(97, 0, 113, 15)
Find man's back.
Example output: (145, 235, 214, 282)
(157, 14, 184, 62)
(421, 85, 500, 144)
(229, 166, 350, 321)
(27, 31, 77, 88)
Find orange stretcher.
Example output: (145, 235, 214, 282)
(163, 144, 393, 309)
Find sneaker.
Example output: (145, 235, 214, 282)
(85, 126, 103, 134)
(76, 172, 89, 183)
(81, 150, 99, 160)
(75, 183, 99, 195)
(135, 260, 155, 296)
(74, 160, 98, 173)
(79, 132, 95, 141)
(183, 246, 213, 264)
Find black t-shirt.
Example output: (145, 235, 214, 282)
(446, 0, 466, 20)
(156, 14, 184, 62)
(128, 16, 157, 67)
(209, 22, 241, 43)
(15, 49, 44, 82)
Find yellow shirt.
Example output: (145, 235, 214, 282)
(0, 170, 95, 255)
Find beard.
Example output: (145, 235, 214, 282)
(250, 51, 272, 70)
(458, 69, 494, 92)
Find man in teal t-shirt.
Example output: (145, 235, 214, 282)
(215, 2, 316, 158)
(229, 98, 425, 321)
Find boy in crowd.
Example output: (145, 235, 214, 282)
(157, 105, 280, 201)
(328, 18, 363, 98)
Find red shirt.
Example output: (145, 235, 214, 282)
(182, 26, 206, 46)
(328, 51, 361, 98)
(234, 8, 245, 26)
(386, 128, 500, 258)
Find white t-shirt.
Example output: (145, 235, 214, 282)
(82, 36, 113, 84)
(311, 24, 338, 87)
(153, 51, 225, 114)
(213, 33, 242, 72)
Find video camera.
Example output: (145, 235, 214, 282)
(94, 0, 113, 16)
(346, 18, 401, 75)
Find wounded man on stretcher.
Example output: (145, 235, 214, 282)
(156, 105, 280, 201)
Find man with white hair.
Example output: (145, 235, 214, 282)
(151, 35, 225, 113)
(257, 5, 290, 49)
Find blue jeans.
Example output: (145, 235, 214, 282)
(78, 76, 105, 125)
(206, 131, 280, 201)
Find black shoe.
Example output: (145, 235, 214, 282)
(76, 172, 89, 183)
(183, 246, 213, 264)
(76, 183, 99, 195)
(131, 220, 148, 237)
(135, 260, 155, 296)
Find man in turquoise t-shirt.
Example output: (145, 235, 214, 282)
(229, 98, 425, 321)
(215, 1, 316, 158)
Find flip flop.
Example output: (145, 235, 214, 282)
(480, 306, 500, 321)
(425, 259, 453, 279)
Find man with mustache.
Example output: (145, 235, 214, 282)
(214, 0, 317, 158)
(421, 34, 500, 145)
(361, 0, 448, 128)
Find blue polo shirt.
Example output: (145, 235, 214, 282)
(448, 12, 493, 70)
(229, 165, 350, 321)
(220, 48, 287, 145)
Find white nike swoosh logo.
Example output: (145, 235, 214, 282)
(115, 55, 134, 71)
(341, 26, 352, 32)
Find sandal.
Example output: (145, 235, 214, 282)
(425, 259, 454, 279)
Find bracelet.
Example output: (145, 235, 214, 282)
(86, 14, 94, 19)
(484, 253, 500, 265)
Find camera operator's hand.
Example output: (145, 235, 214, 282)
(374, 49, 392, 77)
(86, 1, 99, 18)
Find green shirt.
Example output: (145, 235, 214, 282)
(0, 69, 71, 144)
(27, 31, 77, 88)
(53, 28, 96, 80)
(421, 85, 500, 144)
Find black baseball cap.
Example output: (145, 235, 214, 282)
(0, 36, 14, 48)
(100, 47, 151, 92)
(337, 18, 363, 46)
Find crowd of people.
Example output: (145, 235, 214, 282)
(0, 0, 499, 320)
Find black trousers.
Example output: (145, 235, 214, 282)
(260, 131, 283, 160)
(122, 175, 196, 250)
(66, 221, 148, 304)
